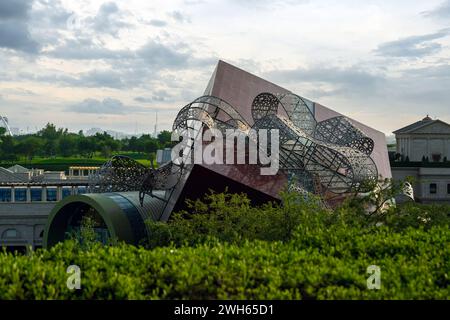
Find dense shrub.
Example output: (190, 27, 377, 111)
(0, 226, 448, 300)
(146, 191, 450, 247)
(0, 191, 448, 300)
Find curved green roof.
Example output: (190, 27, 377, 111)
(43, 191, 166, 248)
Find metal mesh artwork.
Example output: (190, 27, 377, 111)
(251, 92, 377, 194)
(92, 91, 378, 205)
(91, 155, 148, 193)
(173, 95, 249, 133)
(314, 116, 374, 155)
(276, 93, 316, 135)
(91, 155, 183, 205)
(402, 182, 414, 201)
(252, 113, 377, 194)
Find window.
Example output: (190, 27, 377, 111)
(15, 188, 27, 202)
(430, 183, 437, 194)
(77, 186, 87, 194)
(31, 188, 42, 202)
(2, 229, 18, 239)
(0, 188, 11, 202)
(46, 188, 57, 201)
(447, 184, 450, 195)
(62, 187, 72, 198)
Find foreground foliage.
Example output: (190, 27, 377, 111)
(0, 192, 449, 299)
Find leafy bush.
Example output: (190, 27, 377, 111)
(146, 191, 333, 247)
(0, 226, 448, 300)
(1, 191, 448, 300)
(146, 190, 449, 247)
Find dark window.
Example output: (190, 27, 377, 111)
(31, 188, 42, 202)
(0, 188, 11, 202)
(46, 188, 57, 201)
(15, 188, 27, 202)
(447, 184, 450, 194)
(430, 183, 437, 194)
(77, 186, 87, 194)
(62, 187, 72, 198)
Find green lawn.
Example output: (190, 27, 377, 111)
(0, 152, 154, 172)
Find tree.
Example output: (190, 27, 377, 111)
(144, 139, 159, 154)
(79, 137, 96, 158)
(100, 145, 112, 158)
(157, 130, 172, 148)
(0, 134, 16, 162)
(38, 123, 64, 157)
(15, 136, 44, 160)
(58, 134, 79, 157)
(38, 123, 61, 140)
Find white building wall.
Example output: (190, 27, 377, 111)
(392, 167, 450, 203)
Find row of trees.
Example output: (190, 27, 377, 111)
(0, 123, 172, 162)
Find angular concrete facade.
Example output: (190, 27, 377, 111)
(206, 60, 391, 178)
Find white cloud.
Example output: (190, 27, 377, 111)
(1, 0, 450, 134)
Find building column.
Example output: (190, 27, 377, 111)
(57, 186, 62, 201)
(26, 186, 31, 203)
(42, 186, 47, 202)
(11, 186, 15, 203)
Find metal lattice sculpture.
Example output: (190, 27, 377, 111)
(91, 155, 148, 193)
(314, 116, 374, 155)
(250, 92, 377, 194)
(138, 161, 183, 204)
(252, 113, 377, 193)
(277, 93, 316, 135)
(173, 95, 249, 134)
(92, 91, 378, 205)
(91, 155, 183, 205)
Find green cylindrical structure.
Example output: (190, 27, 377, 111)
(43, 191, 166, 248)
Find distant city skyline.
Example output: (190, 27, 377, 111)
(1, 0, 450, 135)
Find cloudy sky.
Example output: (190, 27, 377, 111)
(0, 0, 449, 135)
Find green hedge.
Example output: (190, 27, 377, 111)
(0, 155, 152, 172)
(0, 227, 448, 299)
(1, 192, 448, 300)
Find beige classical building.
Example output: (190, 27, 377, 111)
(0, 165, 98, 251)
(392, 116, 450, 203)
(394, 115, 450, 162)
